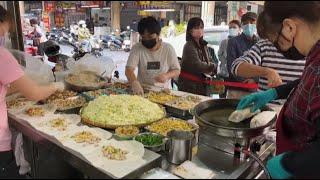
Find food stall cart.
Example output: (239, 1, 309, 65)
(8, 80, 275, 179)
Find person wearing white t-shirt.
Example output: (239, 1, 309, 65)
(125, 16, 181, 95)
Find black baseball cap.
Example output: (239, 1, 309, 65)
(241, 12, 258, 23)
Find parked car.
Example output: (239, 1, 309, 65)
(163, 25, 229, 60)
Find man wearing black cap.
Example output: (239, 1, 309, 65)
(226, 12, 259, 99)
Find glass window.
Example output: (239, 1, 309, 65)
(203, 30, 228, 46)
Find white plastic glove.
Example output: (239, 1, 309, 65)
(52, 82, 65, 92)
(131, 80, 144, 95)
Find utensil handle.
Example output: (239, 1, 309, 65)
(164, 137, 170, 152)
(189, 108, 195, 116)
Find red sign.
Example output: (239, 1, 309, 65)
(44, 2, 55, 12)
(43, 14, 50, 31)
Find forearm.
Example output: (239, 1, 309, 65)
(165, 69, 180, 79)
(11, 75, 57, 101)
(193, 62, 215, 74)
(236, 62, 269, 78)
(125, 67, 137, 83)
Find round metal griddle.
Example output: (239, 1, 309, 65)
(192, 99, 276, 139)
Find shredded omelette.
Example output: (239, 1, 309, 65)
(145, 91, 180, 104)
(25, 107, 45, 117)
(49, 118, 68, 131)
(81, 95, 165, 126)
(148, 118, 194, 136)
(71, 131, 101, 144)
(102, 145, 128, 160)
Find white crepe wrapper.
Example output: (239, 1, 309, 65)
(6, 93, 38, 114)
(14, 104, 57, 124)
(55, 126, 112, 156)
(228, 107, 261, 123)
(30, 114, 81, 137)
(82, 139, 146, 178)
(250, 111, 277, 128)
(173, 161, 215, 179)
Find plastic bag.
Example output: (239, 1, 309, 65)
(20, 51, 55, 85)
(66, 54, 116, 79)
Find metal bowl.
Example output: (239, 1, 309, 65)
(114, 126, 140, 140)
(64, 71, 109, 92)
(113, 133, 137, 141)
(133, 132, 166, 152)
(144, 118, 199, 147)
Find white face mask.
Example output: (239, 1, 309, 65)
(229, 28, 239, 37)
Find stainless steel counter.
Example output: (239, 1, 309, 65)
(9, 114, 162, 179)
(10, 113, 275, 179)
(8, 87, 276, 179)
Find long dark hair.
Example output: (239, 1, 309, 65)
(186, 17, 211, 63)
(258, 1, 320, 40)
(0, 5, 11, 23)
(186, 17, 208, 46)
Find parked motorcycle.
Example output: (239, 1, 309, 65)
(58, 28, 76, 46)
(46, 28, 60, 42)
(122, 36, 131, 52)
(108, 33, 124, 51)
(120, 26, 132, 52)
(70, 42, 88, 61)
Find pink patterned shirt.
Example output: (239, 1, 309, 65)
(0, 47, 24, 152)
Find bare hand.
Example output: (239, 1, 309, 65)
(131, 80, 144, 95)
(265, 68, 282, 88)
(154, 73, 168, 83)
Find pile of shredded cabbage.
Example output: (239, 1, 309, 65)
(81, 95, 165, 126)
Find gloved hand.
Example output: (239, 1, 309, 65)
(131, 80, 144, 95)
(266, 153, 292, 179)
(52, 82, 65, 92)
(237, 88, 277, 112)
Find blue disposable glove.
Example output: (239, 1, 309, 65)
(237, 88, 278, 112)
(266, 153, 292, 179)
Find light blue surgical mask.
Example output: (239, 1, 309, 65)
(229, 28, 239, 37)
(242, 24, 257, 38)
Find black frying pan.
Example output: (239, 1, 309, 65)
(192, 99, 276, 139)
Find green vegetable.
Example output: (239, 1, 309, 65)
(135, 134, 163, 147)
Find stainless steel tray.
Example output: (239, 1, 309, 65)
(164, 105, 192, 119)
(164, 95, 202, 119)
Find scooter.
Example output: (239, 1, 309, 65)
(46, 28, 60, 42)
(121, 28, 132, 52)
(122, 36, 131, 52)
(71, 42, 88, 61)
(108, 35, 124, 51)
(58, 28, 75, 46)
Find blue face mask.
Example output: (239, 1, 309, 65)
(229, 28, 239, 37)
(242, 24, 257, 38)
